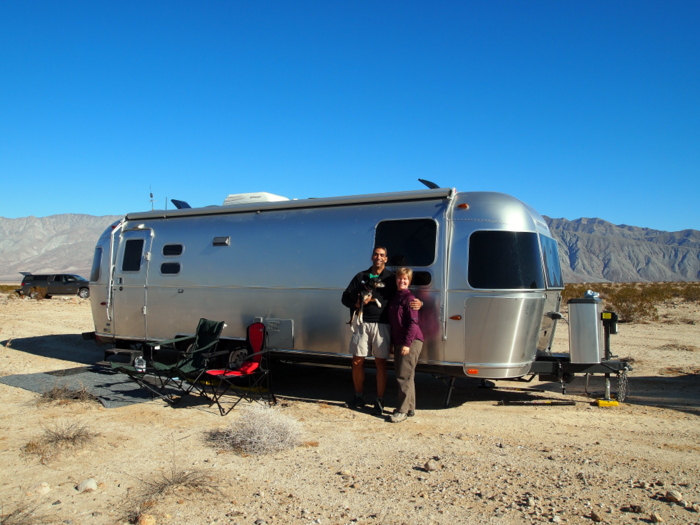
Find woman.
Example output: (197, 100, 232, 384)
(387, 267, 424, 423)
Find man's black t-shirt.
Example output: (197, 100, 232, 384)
(341, 267, 396, 324)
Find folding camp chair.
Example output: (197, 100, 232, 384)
(205, 321, 276, 415)
(111, 318, 226, 402)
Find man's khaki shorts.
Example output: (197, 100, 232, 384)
(349, 322, 391, 359)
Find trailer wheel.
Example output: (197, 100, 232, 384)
(78, 288, 90, 299)
(228, 348, 249, 369)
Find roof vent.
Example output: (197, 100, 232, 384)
(223, 192, 289, 206)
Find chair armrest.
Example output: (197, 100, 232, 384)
(153, 335, 196, 350)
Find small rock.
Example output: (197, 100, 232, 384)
(590, 510, 603, 522)
(424, 459, 439, 472)
(650, 511, 664, 523)
(665, 490, 683, 503)
(33, 482, 50, 495)
(76, 479, 98, 493)
(254, 520, 267, 525)
(52, 500, 61, 506)
(137, 515, 156, 525)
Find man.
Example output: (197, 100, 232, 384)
(341, 247, 421, 414)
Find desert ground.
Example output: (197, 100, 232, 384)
(0, 293, 698, 525)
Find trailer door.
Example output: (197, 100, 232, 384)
(112, 229, 153, 341)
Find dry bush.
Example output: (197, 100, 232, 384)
(38, 385, 98, 405)
(0, 284, 19, 294)
(0, 500, 48, 525)
(122, 465, 216, 524)
(561, 284, 590, 304)
(659, 343, 699, 352)
(28, 287, 48, 300)
(606, 285, 658, 323)
(24, 422, 97, 464)
(137, 468, 214, 501)
(210, 404, 302, 455)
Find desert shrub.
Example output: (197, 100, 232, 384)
(0, 500, 48, 525)
(24, 422, 97, 464)
(38, 385, 97, 405)
(678, 282, 700, 302)
(28, 286, 48, 300)
(606, 285, 658, 323)
(135, 467, 213, 504)
(561, 284, 589, 304)
(659, 343, 699, 352)
(122, 458, 216, 524)
(211, 404, 302, 455)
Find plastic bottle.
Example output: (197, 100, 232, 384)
(134, 356, 146, 373)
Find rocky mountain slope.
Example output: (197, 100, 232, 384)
(0, 214, 698, 283)
(0, 214, 121, 282)
(546, 217, 700, 283)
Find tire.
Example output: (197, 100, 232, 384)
(228, 348, 249, 368)
(78, 287, 90, 299)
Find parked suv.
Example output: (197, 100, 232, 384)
(18, 273, 90, 299)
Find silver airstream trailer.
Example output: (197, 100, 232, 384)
(88, 187, 569, 383)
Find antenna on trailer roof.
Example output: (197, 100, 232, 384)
(149, 186, 154, 210)
(418, 178, 440, 189)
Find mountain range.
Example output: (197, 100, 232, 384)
(0, 213, 698, 283)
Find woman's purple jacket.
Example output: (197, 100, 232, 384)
(388, 289, 424, 348)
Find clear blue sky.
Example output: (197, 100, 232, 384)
(1, 1, 698, 232)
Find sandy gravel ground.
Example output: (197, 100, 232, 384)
(0, 294, 699, 525)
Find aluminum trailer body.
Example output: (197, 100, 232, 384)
(88, 188, 564, 379)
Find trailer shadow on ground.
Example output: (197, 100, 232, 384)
(3, 335, 698, 417)
(270, 362, 700, 418)
(0, 334, 102, 366)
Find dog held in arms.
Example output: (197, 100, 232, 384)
(348, 277, 385, 332)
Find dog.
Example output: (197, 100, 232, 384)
(348, 277, 385, 331)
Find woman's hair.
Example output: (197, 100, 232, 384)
(396, 267, 413, 282)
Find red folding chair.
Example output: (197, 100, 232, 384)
(206, 322, 276, 415)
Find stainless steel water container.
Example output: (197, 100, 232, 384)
(568, 297, 604, 363)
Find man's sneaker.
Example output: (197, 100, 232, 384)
(345, 395, 366, 410)
(390, 412, 408, 423)
(407, 410, 415, 417)
(372, 398, 384, 415)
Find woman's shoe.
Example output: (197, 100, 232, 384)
(390, 412, 408, 423)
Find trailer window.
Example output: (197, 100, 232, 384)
(160, 262, 181, 275)
(122, 239, 144, 272)
(468, 231, 544, 289)
(163, 244, 183, 256)
(375, 219, 437, 266)
(90, 249, 102, 282)
(539, 235, 564, 289)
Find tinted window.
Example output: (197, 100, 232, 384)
(160, 262, 181, 275)
(90, 248, 102, 282)
(468, 231, 545, 289)
(539, 235, 564, 289)
(163, 244, 183, 256)
(375, 219, 437, 266)
(122, 239, 144, 272)
(33, 275, 49, 282)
